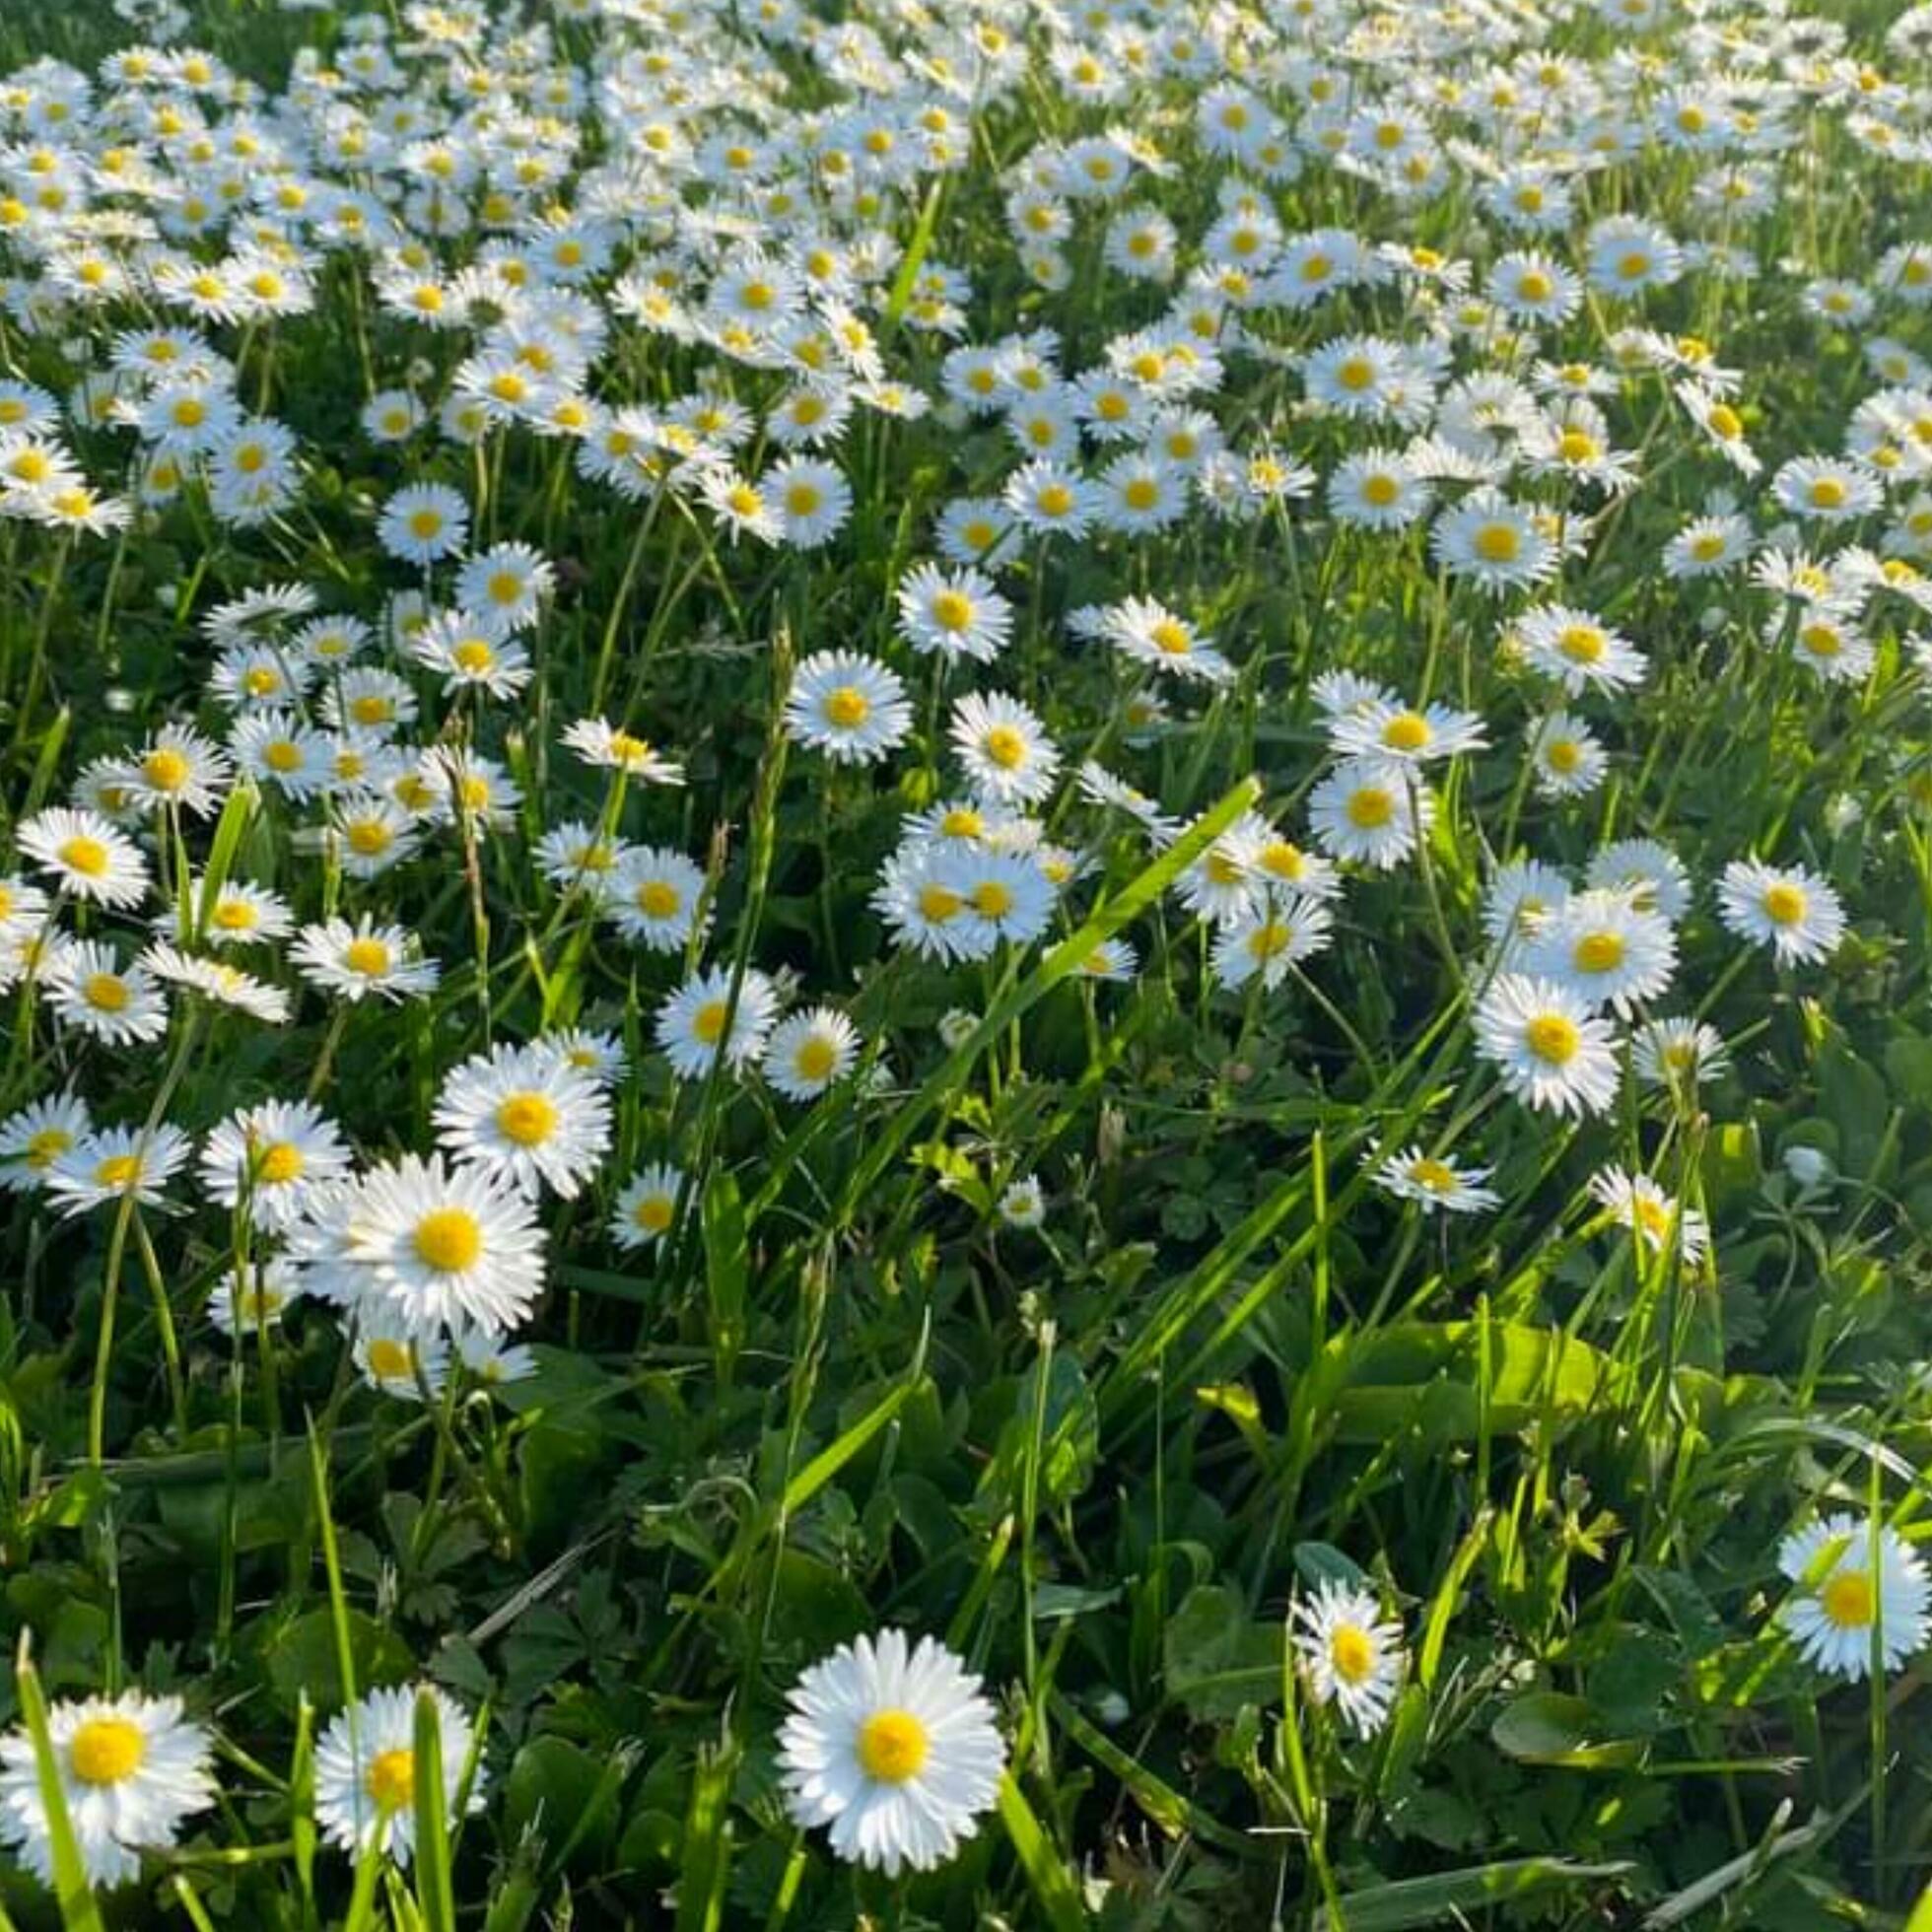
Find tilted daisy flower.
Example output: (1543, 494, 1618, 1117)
(1632, 1016, 1731, 1089)
(433, 1041, 613, 1200)
(44, 941, 171, 1046)
(1778, 1513, 1931, 1681)
(0, 1690, 218, 1887)
(353, 1324, 451, 1403)
(0, 1092, 91, 1194)
(1374, 1146, 1501, 1215)
(18, 807, 151, 908)
(1211, 898, 1335, 989)
(1473, 975, 1621, 1119)
(1519, 889, 1678, 1016)
(207, 1257, 302, 1339)
(342, 1153, 547, 1336)
(1512, 605, 1648, 698)
(763, 1006, 862, 1100)
(47, 1125, 193, 1217)
(1291, 1580, 1406, 1738)
(1328, 698, 1487, 765)
(199, 1100, 352, 1230)
(785, 653, 913, 764)
(610, 1162, 686, 1252)
(1589, 1166, 1711, 1264)
(313, 1685, 484, 1866)
(560, 718, 685, 785)
(778, 1629, 1005, 1876)
(1717, 860, 1845, 965)
(1098, 597, 1233, 684)
(291, 919, 441, 1003)
(656, 965, 780, 1079)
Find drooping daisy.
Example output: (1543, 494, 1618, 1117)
(785, 654, 913, 764)
(1778, 1514, 1931, 1681)
(610, 1162, 686, 1252)
(1513, 605, 1648, 698)
(656, 966, 780, 1079)
(1589, 1166, 1711, 1264)
(19, 807, 151, 908)
(1473, 975, 1621, 1119)
(1374, 1146, 1501, 1215)
(1098, 597, 1233, 684)
(1290, 1580, 1405, 1738)
(342, 1153, 547, 1335)
(1632, 1017, 1731, 1089)
(1717, 860, 1846, 965)
(0, 1092, 91, 1194)
(352, 1324, 450, 1402)
(0, 1690, 217, 1887)
(199, 1101, 351, 1230)
(313, 1685, 483, 1866)
(777, 1629, 1005, 1877)
(47, 1125, 193, 1217)
(207, 1257, 302, 1339)
(763, 1006, 862, 1101)
(433, 1041, 613, 1200)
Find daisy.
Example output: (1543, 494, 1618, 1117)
(0, 1092, 91, 1194)
(313, 1685, 483, 1866)
(1473, 975, 1622, 1119)
(1530, 713, 1608, 796)
(433, 1042, 612, 1200)
(656, 965, 780, 1079)
(610, 1162, 685, 1251)
(292, 919, 441, 1003)
(1329, 700, 1486, 766)
(47, 1125, 194, 1217)
(353, 1326, 450, 1402)
(377, 482, 469, 565)
(1291, 1581, 1405, 1738)
(123, 726, 232, 818)
(769, 457, 852, 548)
(187, 877, 295, 948)
(0, 1690, 217, 1888)
(763, 1006, 862, 1100)
(777, 1629, 1005, 1877)
(19, 807, 150, 908)
(1431, 490, 1557, 593)
(785, 654, 913, 764)
(1519, 890, 1677, 1016)
(1590, 1166, 1711, 1264)
(559, 718, 685, 785)
(949, 691, 1060, 805)
(998, 1177, 1046, 1228)
(44, 942, 171, 1046)
(895, 563, 1011, 664)
(1632, 1017, 1731, 1089)
(142, 945, 291, 1026)
(1772, 456, 1885, 524)
(1513, 605, 1648, 698)
(455, 543, 553, 632)
(1717, 860, 1846, 965)
(607, 847, 709, 951)
(1374, 1146, 1501, 1215)
(342, 1153, 547, 1336)
(1778, 1514, 1931, 1681)
(207, 1257, 302, 1338)
(1308, 759, 1431, 870)
(199, 1101, 351, 1231)
(1212, 900, 1335, 990)
(1099, 598, 1232, 684)
(230, 712, 332, 798)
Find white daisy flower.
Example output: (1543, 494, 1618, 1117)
(47, 1125, 194, 1217)
(433, 1041, 613, 1200)
(291, 920, 441, 1003)
(199, 1100, 351, 1230)
(1778, 1514, 1931, 1681)
(656, 966, 780, 1079)
(1473, 974, 1622, 1119)
(207, 1257, 302, 1338)
(0, 1690, 217, 1888)
(1291, 1580, 1405, 1737)
(1373, 1146, 1500, 1215)
(610, 1162, 685, 1251)
(949, 691, 1061, 805)
(895, 562, 1012, 664)
(763, 1006, 861, 1100)
(19, 807, 151, 909)
(313, 1685, 483, 1866)
(1308, 759, 1432, 870)
(342, 1153, 547, 1336)
(777, 1629, 1005, 1876)
(1589, 1166, 1711, 1264)
(785, 654, 913, 764)
(1519, 889, 1678, 1016)
(0, 1092, 91, 1194)
(1717, 860, 1846, 965)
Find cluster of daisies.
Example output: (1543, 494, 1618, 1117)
(0, 0, 1930, 1898)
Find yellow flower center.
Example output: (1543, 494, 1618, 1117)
(1799, 623, 1841, 658)
(1474, 522, 1520, 564)
(142, 748, 191, 794)
(367, 1337, 414, 1379)
(69, 1716, 146, 1786)
(919, 883, 963, 923)
(794, 1036, 837, 1081)
(930, 590, 972, 630)
(1809, 477, 1846, 511)
(256, 1141, 305, 1185)
(1526, 1014, 1579, 1065)
(1707, 402, 1743, 441)
(496, 1092, 557, 1146)
(346, 820, 391, 858)
(1518, 269, 1553, 302)
(1762, 883, 1807, 926)
(24, 1128, 71, 1169)
(414, 1208, 482, 1273)
(487, 572, 521, 606)
(344, 937, 391, 976)
(972, 881, 1014, 918)
(1557, 429, 1600, 463)
(983, 725, 1027, 771)
(1329, 1623, 1375, 1685)
(1036, 483, 1073, 518)
(59, 835, 109, 877)
(408, 508, 444, 540)
(1547, 739, 1580, 774)
(84, 972, 129, 1012)
(1572, 932, 1624, 974)
(213, 899, 258, 931)
(453, 639, 496, 673)
(96, 1153, 143, 1188)
(856, 1709, 930, 1784)
(1148, 619, 1192, 656)
(1410, 1157, 1457, 1193)
(1558, 625, 1605, 664)
(366, 1747, 416, 1811)
(693, 1000, 729, 1044)
(823, 686, 870, 728)
(1821, 1569, 1875, 1629)
(634, 1193, 674, 1233)
(1382, 712, 1430, 751)
(1249, 920, 1291, 960)
(1337, 358, 1374, 392)
(1361, 472, 1400, 507)
(637, 880, 681, 919)
(1346, 787, 1394, 829)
